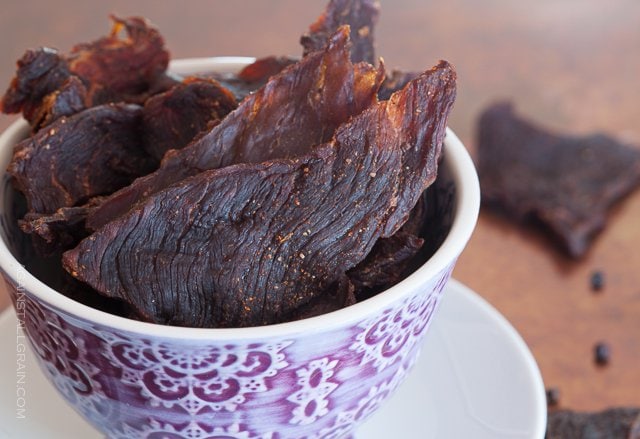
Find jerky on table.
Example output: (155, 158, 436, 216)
(8, 103, 155, 215)
(477, 102, 640, 258)
(301, 0, 379, 65)
(142, 77, 237, 161)
(546, 408, 640, 439)
(63, 61, 457, 328)
(86, 26, 385, 230)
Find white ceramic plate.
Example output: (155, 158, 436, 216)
(0, 279, 546, 439)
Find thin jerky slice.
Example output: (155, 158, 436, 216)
(142, 77, 237, 161)
(478, 102, 640, 258)
(30, 76, 88, 130)
(67, 15, 170, 105)
(87, 27, 384, 230)
(0, 48, 71, 124)
(301, 0, 379, 65)
(379, 70, 419, 101)
(204, 56, 298, 102)
(8, 103, 155, 215)
(64, 61, 456, 328)
(546, 408, 640, 439)
(347, 230, 424, 294)
(286, 275, 357, 321)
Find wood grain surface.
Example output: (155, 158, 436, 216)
(0, 0, 639, 413)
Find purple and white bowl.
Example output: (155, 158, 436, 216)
(0, 58, 480, 439)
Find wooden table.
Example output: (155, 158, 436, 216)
(1, 0, 639, 413)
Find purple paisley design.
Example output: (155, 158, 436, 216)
(0, 261, 455, 439)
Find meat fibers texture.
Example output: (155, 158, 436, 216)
(63, 60, 456, 328)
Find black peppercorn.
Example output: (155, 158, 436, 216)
(594, 342, 610, 366)
(590, 270, 605, 292)
(546, 387, 560, 407)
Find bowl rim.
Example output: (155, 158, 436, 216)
(0, 57, 480, 340)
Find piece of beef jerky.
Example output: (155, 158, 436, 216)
(30, 76, 88, 130)
(142, 77, 237, 161)
(348, 230, 424, 294)
(301, 0, 379, 65)
(379, 70, 419, 101)
(0, 47, 72, 124)
(204, 56, 299, 102)
(477, 102, 640, 258)
(630, 413, 640, 439)
(67, 15, 170, 105)
(63, 60, 456, 328)
(1, 16, 172, 129)
(546, 408, 640, 439)
(8, 103, 155, 215)
(286, 275, 357, 320)
(20, 206, 91, 256)
(86, 27, 384, 230)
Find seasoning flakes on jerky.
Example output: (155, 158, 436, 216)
(63, 61, 457, 328)
(546, 408, 640, 439)
(86, 27, 385, 230)
(478, 102, 640, 258)
(142, 77, 237, 161)
(8, 103, 155, 215)
(301, 0, 379, 64)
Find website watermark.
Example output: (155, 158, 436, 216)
(15, 265, 28, 419)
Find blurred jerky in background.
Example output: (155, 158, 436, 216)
(477, 102, 640, 259)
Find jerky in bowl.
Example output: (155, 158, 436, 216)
(0, 57, 479, 439)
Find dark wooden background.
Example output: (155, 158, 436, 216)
(1, 0, 639, 412)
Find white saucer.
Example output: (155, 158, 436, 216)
(0, 280, 546, 439)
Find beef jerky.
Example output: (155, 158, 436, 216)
(348, 230, 424, 294)
(286, 275, 357, 321)
(301, 0, 379, 65)
(30, 76, 88, 130)
(63, 60, 456, 328)
(477, 102, 640, 258)
(546, 408, 640, 439)
(630, 413, 640, 439)
(8, 103, 155, 215)
(0, 47, 71, 124)
(204, 56, 298, 102)
(1, 16, 171, 129)
(20, 206, 91, 256)
(86, 27, 385, 230)
(67, 15, 170, 105)
(142, 77, 237, 161)
(379, 70, 419, 101)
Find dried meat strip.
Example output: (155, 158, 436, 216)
(379, 70, 419, 101)
(30, 76, 88, 130)
(478, 102, 640, 258)
(1, 16, 172, 129)
(0, 48, 72, 125)
(86, 27, 384, 230)
(204, 56, 298, 102)
(546, 408, 640, 439)
(301, 0, 380, 65)
(142, 77, 237, 161)
(64, 60, 456, 328)
(67, 15, 170, 105)
(8, 103, 155, 215)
